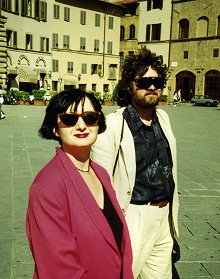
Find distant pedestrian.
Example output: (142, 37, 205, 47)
(177, 89, 181, 105)
(173, 90, 178, 107)
(0, 92, 5, 119)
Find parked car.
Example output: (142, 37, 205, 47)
(190, 95, 219, 107)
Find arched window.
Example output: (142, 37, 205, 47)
(179, 19, 189, 39)
(217, 16, 220, 36)
(120, 25, 125, 40)
(129, 24, 135, 39)
(196, 16, 208, 37)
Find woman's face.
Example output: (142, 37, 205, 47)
(54, 97, 99, 152)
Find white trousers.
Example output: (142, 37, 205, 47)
(125, 203, 173, 279)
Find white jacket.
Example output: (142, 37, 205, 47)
(91, 107, 179, 237)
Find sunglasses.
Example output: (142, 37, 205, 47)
(134, 77, 164, 89)
(58, 111, 101, 127)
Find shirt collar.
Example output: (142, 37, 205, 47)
(127, 105, 158, 132)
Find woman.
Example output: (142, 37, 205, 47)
(26, 89, 133, 279)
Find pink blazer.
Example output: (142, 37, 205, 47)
(26, 147, 133, 279)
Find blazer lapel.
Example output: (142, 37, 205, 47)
(56, 147, 120, 254)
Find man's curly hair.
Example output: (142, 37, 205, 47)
(115, 46, 168, 107)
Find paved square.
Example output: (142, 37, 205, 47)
(0, 103, 219, 279)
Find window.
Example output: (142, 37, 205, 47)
(92, 84, 97, 91)
(196, 17, 208, 37)
(107, 41, 113, 54)
(129, 25, 135, 39)
(179, 19, 189, 39)
(52, 33, 58, 48)
(91, 64, 102, 76)
(6, 30, 17, 47)
(120, 26, 125, 40)
(52, 59, 59, 72)
(146, 24, 161, 41)
(213, 48, 219, 58)
(217, 16, 220, 36)
(152, 24, 161, 40)
(95, 14, 100, 27)
(183, 51, 188, 59)
(26, 34, 33, 50)
(67, 62, 74, 73)
(119, 51, 124, 67)
(147, 0, 163, 11)
(13, 31, 17, 47)
(40, 1, 47, 21)
(109, 16, 113, 29)
(63, 35, 70, 49)
(64, 7, 70, 22)
(15, 0, 19, 13)
(94, 39, 99, 52)
(80, 11, 86, 25)
(108, 64, 117, 80)
(21, 0, 32, 16)
(103, 84, 109, 92)
(54, 4, 60, 19)
(128, 51, 134, 56)
(80, 37, 86, 50)
(81, 63, 87, 74)
(6, 29, 13, 47)
(35, 0, 40, 18)
(40, 37, 49, 52)
(2, 0, 12, 11)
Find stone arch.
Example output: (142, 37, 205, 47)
(36, 56, 46, 67)
(18, 55, 30, 66)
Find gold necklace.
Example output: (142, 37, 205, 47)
(76, 166, 90, 173)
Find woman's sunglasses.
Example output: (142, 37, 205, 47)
(58, 111, 101, 127)
(134, 77, 164, 89)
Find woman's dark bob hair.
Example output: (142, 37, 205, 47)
(39, 89, 106, 144)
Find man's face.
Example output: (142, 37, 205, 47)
(130, 66, 163, 108)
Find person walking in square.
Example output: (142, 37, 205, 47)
(91, 47, 179, 279)
(26, 89, 133, 279)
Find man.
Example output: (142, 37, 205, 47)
(91, 47, 179, 279)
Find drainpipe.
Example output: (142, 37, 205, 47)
(167, 0, 174, 102)
(102, 8, 107, 79)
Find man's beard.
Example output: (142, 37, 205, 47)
(133, 93, 161, 108)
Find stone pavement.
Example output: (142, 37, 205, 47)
(0, 103, 219, 279)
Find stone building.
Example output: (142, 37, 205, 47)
(0, 0, 123, 94)
(165, 0, 220, 102)
(111, 0, 220, 102)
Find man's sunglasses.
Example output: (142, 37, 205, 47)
(58, 111, 101, 126)
(134, 77, 164, 89)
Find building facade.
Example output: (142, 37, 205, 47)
(112, 0, 220, 101)
(168, 0, 220, 101)
(0, 0, 123, 95)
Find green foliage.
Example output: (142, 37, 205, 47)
(14, 91, 30, 101)
(32, 90, 46, 100)
(160, 95, 168, 102)
(112, 86, 118, 102)
(92, 91, 102, 101)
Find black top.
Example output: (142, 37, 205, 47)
(123, 105, 174, 204)
(101, 188, 123, 255)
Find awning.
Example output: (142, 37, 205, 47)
(63, 75, 78, 86)
(18, 67, 38, 83)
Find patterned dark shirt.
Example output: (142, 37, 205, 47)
(123, 105, 174, 203)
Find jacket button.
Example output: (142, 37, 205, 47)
(127, 191, 131, 195)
